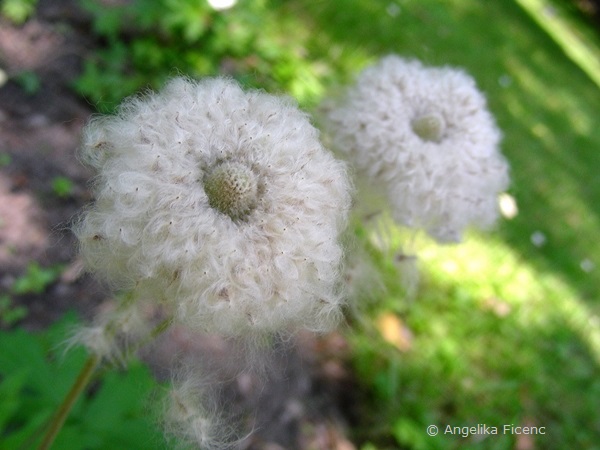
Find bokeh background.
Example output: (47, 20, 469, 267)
(0, 0, 599, 449)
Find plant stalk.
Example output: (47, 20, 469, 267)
(37, 354, 100, 450)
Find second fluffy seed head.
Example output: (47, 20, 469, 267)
(321, 56, 510, 242)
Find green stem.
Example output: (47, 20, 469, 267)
(149, 316, 173, 341)
(37, 354, 100, 450)
(38, 306, 173, 450)
(36, 293, 174, 449)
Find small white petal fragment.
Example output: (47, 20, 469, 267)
(498, 193, 518, 219)
(207, 0, 237, 11)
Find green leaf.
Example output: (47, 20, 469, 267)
(51, 176, 74, 198)
(0, 314, 167, 449)
(0, 370, 28, 431)
(13, 71, 41, 95)
(83, 363, 156, 433)
(0, 328, 53, 396)
(79, 0, 127, 39)
(0, 152, 11, 167)
(0, 295, 27, 326)
(393, 417, 433, 450)
(11, 262, 62, 295)
(0, 408, 51, 450)
(1, 0, 37, 24)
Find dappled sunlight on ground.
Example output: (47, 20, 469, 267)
(416, 231, 600, 364)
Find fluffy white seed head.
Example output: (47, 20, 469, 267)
(74, 77, 352, 336)
(163, 373, 242, 450)
(65, 298, 151, 364)
(320, 55, 510, 242)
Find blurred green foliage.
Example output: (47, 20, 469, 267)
(0, 152, 11, 167)
(51, 176, 75, 199)
(0, 153, 11, 167)
(0, 314, 166, 449)
(0, 295, 26, 327)
(0, 0, 37, 24)
(347, 229, 600, 450)
(11, 262, 63, 296)
(0, 263, 64, 327)
(74, 0, 349, 112)
(286, 0, 600, 448)
(13, 71, 41, 95)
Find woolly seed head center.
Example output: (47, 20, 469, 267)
(411, 113, 445, 143)
(204, 161, 259, 220)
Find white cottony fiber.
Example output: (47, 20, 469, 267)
(74, 77, 352, 337)
(321, 55, 510, 243)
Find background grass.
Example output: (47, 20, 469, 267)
(280, 0, 600, 448)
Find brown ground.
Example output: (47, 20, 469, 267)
(0, 0, 99, 326)
(0, 2, 359, 448)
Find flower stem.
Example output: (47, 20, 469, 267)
(37, 354, 100, 450)
(36, 294, 173, 449)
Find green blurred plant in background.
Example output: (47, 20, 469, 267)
(1, 0, 38, 24)
(0, 315, 166, 450)
(73, 0, 356, 112)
